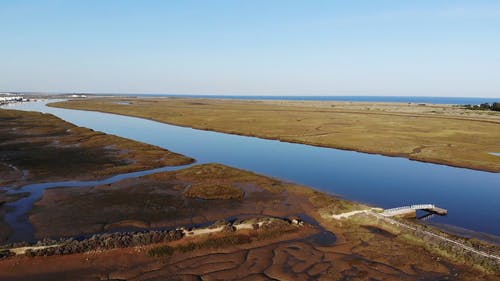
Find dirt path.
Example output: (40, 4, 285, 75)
(331, 208, 500, 266)
(9, 245, 59, 255)
(331, 208, 382, 219)
(370, 212, 500, 262)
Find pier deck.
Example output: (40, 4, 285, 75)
(382, 204, 448, 218)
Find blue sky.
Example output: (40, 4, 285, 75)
(1, 0, 499, 97)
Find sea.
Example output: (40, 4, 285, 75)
(99, 94, 498, 105)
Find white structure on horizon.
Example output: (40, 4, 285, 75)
(0, 96, 23, 101)
(0, 96, 29, 104)
(70, 94, 87, 98)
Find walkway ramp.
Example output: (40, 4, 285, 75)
(382, 204, 447, 217)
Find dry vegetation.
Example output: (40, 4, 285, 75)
(0, 108, 193, 187)
(5, 163, 494, 280)
(1, 105, 499, 280)
(2, 215, 497, 280)
(185, 184, 244, 200)
(0, 108, 193, 246)
(148, 218, 301, 258)
(50, 98, 500, 172)
(29, 163, 311, 238)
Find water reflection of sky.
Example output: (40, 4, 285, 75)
(6, 101, 500, 236)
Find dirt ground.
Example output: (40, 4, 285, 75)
(3, 164, 495, 280)
(1, 215, 496, 280)
(29, 164, 318, 238)
(130, 221, 496, 281)
(50, 97, 500, 172)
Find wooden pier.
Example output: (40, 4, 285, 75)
(427, 206, 447, 215)
(382, 204, 448, 218)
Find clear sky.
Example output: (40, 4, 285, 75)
(1, 0, 499, 97)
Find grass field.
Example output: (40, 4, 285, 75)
(0, 108, 193, 244)
(0, 108, 193, 187)
(50, 98, 500, 172)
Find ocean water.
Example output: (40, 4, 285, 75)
(99, 94, 499, 105)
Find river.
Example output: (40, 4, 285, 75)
(4, 100, 500, 238)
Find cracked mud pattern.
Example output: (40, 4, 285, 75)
(94, 235, 474, 281)
(1, 234, 475, 281)
(148, 242, 332, 281)
(127, 240, 471, 281)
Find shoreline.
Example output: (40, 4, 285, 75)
(0, 108, 194, 245)
(1, 166, 498, 278)
(48, 101, 500, 173)
(1, 101, 498, 279)
(3, 161, 498, 247)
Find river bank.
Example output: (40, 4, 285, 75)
(1, 103, 498, 280)
(0, 108, 193, 188)
(1, 163, 499, 280)
(0, 164, 495, 280)
(7, 100, 500, 236)
(49, 97, 500, 172)
(0, 108, 193, 244)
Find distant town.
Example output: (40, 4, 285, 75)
(0, 93, 31, 105)
(0, 93, 89, 106)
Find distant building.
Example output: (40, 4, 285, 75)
(70, 94, 87, 98)
(0, 96, 22, 101)
(0, 95, 29, 105)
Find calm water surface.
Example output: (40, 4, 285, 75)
(5, 101, 500, 237)
(98, 94, 499, 105)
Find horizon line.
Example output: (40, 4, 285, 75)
(2, 91, 499, 99)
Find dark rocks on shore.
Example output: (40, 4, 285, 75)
(0, 249, 14, 259)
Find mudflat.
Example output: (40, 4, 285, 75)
(0, 108, 193, 187)
(2, 163, 498, 280)
(1, 230, 494, 281)
(50, 98, 500, 172)
(1, 108, 499, 280)
(29, 163, 316, 238)
(0, 108, 193, 244)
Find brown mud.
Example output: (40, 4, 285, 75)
(0, 164, 494, 280)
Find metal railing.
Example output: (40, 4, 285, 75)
(383, 204, 436, 214)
